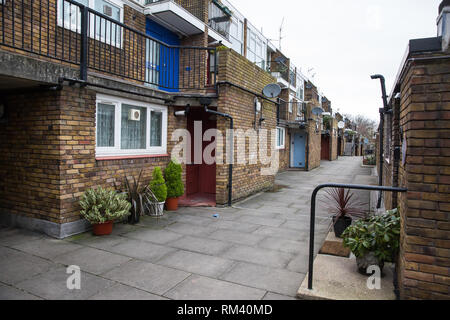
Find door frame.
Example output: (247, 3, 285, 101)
(290, 129, 307, 169)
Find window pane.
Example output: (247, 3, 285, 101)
(121, 104, 147, 150)
(150, 111, 162, 147)
(97, 103, 115, 147)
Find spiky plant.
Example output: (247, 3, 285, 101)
(124, 170, 146, 224)
(322, 188, 367, 223)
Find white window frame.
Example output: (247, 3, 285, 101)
(276, 127, 285, 150)
(57, 0, 124, 47)
(96, 94, 168, 158)
(288, 98, 293, 113)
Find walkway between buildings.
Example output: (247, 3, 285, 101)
(0, 157, 374, 300)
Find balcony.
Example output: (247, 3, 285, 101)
(0, 0, 216, 92)
(144, 0, 204, 37)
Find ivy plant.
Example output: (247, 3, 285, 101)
(342, 209, 400, 263)
(80, 187, 131, 224)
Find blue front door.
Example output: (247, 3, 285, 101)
(292, 132, 306, 168)
(145, 19, 179, 92)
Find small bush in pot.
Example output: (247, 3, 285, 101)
(80, 187, 131, 236)
(148, 167, 167, 216)
(164, 160, 184, 211)
(342, 209, 400, 274)
(323, 188, 366, 238)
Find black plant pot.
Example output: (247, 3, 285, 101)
(333, 216, 352, 238)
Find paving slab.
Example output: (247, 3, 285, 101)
(258, 237, 309, 255)
(0, 247, 54, 285)
(156, 250, 234, 278)
(220, 262, 305, 297)
(16, 266, 114, 300)
(0, 228, 44, 247)
(89, 283, 168, 300)
(208, 229, 266, 246)
(67, 234, 125, 250)
(237, 215, 285, 228)
(166, 222, 217, 237)
(297, 254, 396, 300)
(103, 238, 176, 263)
(252, 226, 306, 241)
(221, 245, 293, 269)
(121, 228, 184, 245)
(208, 219, 260, 232)
(167, 236, 233, 256)
(0, 283, 42, 300)
(102, 260, 190, 295)
(54, 247, 131, 275)
(10, 238, 83, 260)
(165, 275, 266, 300)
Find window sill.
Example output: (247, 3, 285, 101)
(96, 154, 170, 161)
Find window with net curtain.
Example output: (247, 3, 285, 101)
(96, 97, 165, 156)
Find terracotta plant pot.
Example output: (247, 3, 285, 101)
(166, 197, 179, 211)
(92, 221, 113, 236)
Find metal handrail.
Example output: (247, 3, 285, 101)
(308, 183, 408, 290)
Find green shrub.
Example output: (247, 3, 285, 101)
(165, 160, 184, 198)
(149, 167, 167, 202)
(80, 187, 131, 224)
(342, 209, 400, 263)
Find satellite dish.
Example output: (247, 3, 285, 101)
(311, 107, 324, 116)
(338, 121, 345, 129)
(262, 83, 282, 98)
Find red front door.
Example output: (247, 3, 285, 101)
(321, 136, 330, 161)
(186, 108, 217, 196)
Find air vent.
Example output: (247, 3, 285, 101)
(128, 109, 141, 121)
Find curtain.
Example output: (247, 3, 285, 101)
(121, 104, 147, 150)
(97, 103, 115, 147)
(150, 111, 162, 147)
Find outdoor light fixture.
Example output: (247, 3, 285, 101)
(174, 105, 190, 117)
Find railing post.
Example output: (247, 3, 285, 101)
(80, 4, 88, 81)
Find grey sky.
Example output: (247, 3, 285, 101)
(233, 0, 441, 121)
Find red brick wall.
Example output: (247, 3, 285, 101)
(396, 54, 450, 300)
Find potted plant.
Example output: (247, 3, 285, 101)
(79, 187, 131, 236)
(323, 188, 366, 238)
(342, 209, 400, 274)
(148, 167, 167, 217)
(164, 160, 184, 211)
(123, 170, 148, 224)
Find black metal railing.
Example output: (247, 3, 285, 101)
(0, 0, 216, 91)
(307, 184, 408, 290)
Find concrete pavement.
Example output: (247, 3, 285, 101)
(0, 157, 374, 300)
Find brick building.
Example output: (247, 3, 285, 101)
(320, 96, 339, 161)
(0, 0, 281, 237)
(378, 0, 450, 300)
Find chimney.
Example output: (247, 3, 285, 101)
(438, 0, 450, 51)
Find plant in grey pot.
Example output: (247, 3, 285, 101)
(342, 209, 401, 274)
(323, 187, 366, 238)
(148, 167, 167, 217)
